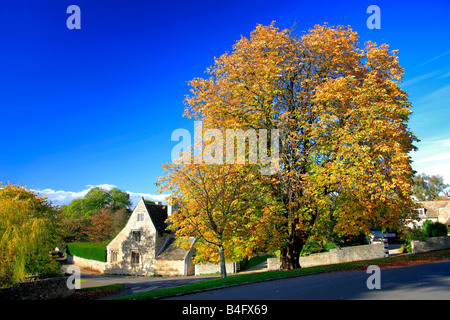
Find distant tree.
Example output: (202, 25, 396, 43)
(0, 183, 62, 287)
(60, 216, 92, 243)
(412, 173, 449, 201)
(86, 207, 129, 243)
(60, 187, 131, 243)
(62, 187, 132, 218)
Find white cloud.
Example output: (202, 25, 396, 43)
(416, 152, 450, 164)
(35, 184, 170, 207)
(85, 183, 117, 190)
(126, 191, 170, 207)
(37, 188, 90, 205)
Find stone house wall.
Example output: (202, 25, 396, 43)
(67, 199, 195, 276)
(106, 199, 167, 276)
(153, 259, 186, 276)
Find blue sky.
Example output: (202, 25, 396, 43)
(0, 0, 449, 206)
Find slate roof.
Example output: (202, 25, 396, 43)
(144, 201, 168, 233)
(156, 236, 196, 261)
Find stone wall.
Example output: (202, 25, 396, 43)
(411, 236, 450, 254)
(153, 259, 185, 276)
(267, 244, 385, 270)
(0, 276, 73, 300)
(195, 262, 238, 275)
(267, 257, 281, 271)
(66, 253, 107, 273)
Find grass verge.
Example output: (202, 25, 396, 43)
(109, 249, 450, 300)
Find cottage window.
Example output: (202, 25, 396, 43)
(110, 250, 118, 262)
(413, 208, 425, 217)
(131, 251, 140, 264)
(417, 208, 425, 217)
(137, 213, 145, 221)
(132, 231, 141, 243)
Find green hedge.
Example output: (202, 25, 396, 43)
(423, 220, 448, 238)
(66, 242, 107, 262)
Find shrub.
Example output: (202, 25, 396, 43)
(300, 238, 323, 256)
(66, 242, 107, 262)
(401, 228, 425, 253)
(402, 228, 426, 242)
(400, 223, 448, 253)
(423, 220, 448, 238)
(300, 239, 339, 256)
(324, 241, 339, 252)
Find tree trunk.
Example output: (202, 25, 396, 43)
(279, 231, 304, 270)
(218, 237, 227, 279)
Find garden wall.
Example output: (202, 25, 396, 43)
(0, 276, 73, 300)
(66, 253, 107, 273)
(267, 243, 385, 270)
(194, 262, 239, 275)
(411, 236, 450, 254)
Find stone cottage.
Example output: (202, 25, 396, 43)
(105, 197, 196, 276)
(406, 200, 450, 229)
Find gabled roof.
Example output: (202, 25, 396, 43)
(143, 199, 168, 233)
(415, 200, 450, 219)
(445, 217, 450, 225)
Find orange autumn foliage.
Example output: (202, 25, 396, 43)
(161, 22, 418, 271)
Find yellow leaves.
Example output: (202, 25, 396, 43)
(163, 22, 419, 266)
(158, 159, 286, 264)
(184, 23, 295, 132)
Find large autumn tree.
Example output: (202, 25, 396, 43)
(181, 22, 418, 270)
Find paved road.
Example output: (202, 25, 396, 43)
(166, 260, 450, 300)
(60, 260, 220, 299)
(60, 259, 267, 299)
